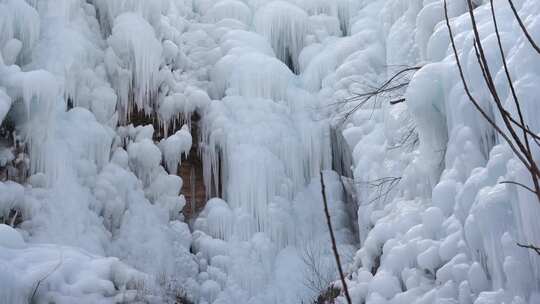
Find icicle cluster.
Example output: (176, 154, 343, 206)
(106, 13, 162, 122)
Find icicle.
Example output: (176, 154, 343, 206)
(107, 13, 162, 123)
(92, 0, 164, 35)
(0, 0, 40, 65)
(200, 198, 234, 241)
(3, 69, 58, 177)
(253, 1, 308, 73)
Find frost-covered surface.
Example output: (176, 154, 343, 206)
(321, 0, 540, 303)
(194, 1, 358, 302)
(0, 0, 202, 302)
(2, 0, 540, 303)
(0, 0, 356, 302)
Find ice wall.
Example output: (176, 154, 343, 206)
(318, 0, 540, 303)
(1, 0, 355, 301)
(192, 1, 359, 303)
(3, 0, 539, 303)
(0, 0, 204, 302)
(106, 13, 162, 122)
(254, 1, 309, 73)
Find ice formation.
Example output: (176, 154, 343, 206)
(326, 1, 540, 304)
(106, 13, 162, 122)
(254, 1, 309, 73)
(159, 125, 193, 174)
(2, 0, 540, 303)
(203, 0, 253, 26)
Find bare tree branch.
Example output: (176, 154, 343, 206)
(445, 0, 540, 255)
(517, 243, 540, 255)
(333, 66, 422, 123)
(507, 0, 540, 54)
(356, 177, 402, 205)
(466, 0, 540, 199)
(444, 0, 535, 174)
(320, 172, 352, 304)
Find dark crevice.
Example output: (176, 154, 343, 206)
(179, 114, 207, 220)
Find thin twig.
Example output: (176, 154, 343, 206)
(466, 0, 532, 167)
(320, 172, 352, 304)
(390, 98, 406, 105)
(500, 181, 537, 194)
(356, 177, 402, 205)
(507, 0, 540, 54)
(517, 243, 540, 255)
(334, 66, 422, 123)
(490, 0, 529, 147)
(30, 251, 63, 303)
(388, 124, 418, 151)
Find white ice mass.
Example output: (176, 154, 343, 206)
(1, 0, 540, 303)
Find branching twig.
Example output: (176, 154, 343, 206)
(356, 177, 402, 205)
(320, 172, 352, 304)
(301, 243, 334, 294)
(388, 124, 419, 152)
(335, 66, 422, 123)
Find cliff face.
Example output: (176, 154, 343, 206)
(1, 0, 539, 303)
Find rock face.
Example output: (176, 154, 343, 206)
(179, 114, 208, 220)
